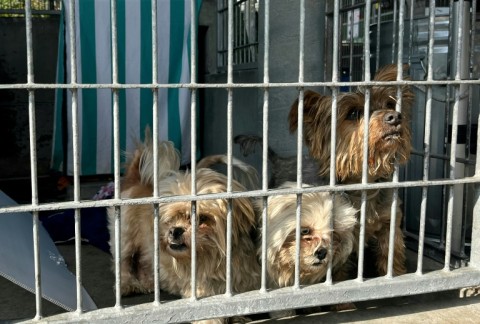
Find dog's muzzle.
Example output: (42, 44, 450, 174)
(383, 111, 402, 126)
(312, 247, 328, 265)
(168, 227, 187, 251)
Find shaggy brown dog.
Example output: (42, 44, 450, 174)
(108, 135, 260, 323)
(289, 64, 414, 276)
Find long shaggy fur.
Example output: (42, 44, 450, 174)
(107, 135, 260, 324)
(289, 64, 414, 183)
(107, 137, 181, 295)
(260, 183, 357, 288)
(157, 168, 260, 299)
(288, 64, 414, 276)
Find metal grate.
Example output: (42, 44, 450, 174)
(0, 0, 60, 16)
(217, 0, 259, 69)
(1, 0, 480, 323)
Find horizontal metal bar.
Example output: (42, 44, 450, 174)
(411, 150, 476, 166)
(2, 79, 480, 90)
(0, 9, 60, 15)
(1, 176, 479, 215)
(25, 267, 480, 323)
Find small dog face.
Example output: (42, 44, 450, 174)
(158, 168, 260, 298)
(158, 169, 255, 261)
(289, 64, 414, 182)
(160, 203, 219, 259)
(262, 184, 357, 288)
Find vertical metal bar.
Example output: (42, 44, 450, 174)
(386, 0, 406, 279)
(375, 1, 382, 72)
(417, 0, 436, 276)
(391, 0, 398, 63)
(65, 0, 82, 312)
(217, 0, 223, 68)
(444, 0, 465, 271)
(463, 0, 478, 261)
(225, 0, 234, 297)
(462, 0, 477, 258)
(357, 0, 372, 282)
(294, 0, 305, 289)
(407, 0, 414, 66)
(260, 0, 270, 293)
(189, 0, 198, 301)
(451, 0, 470, 261)
(326, 0, 340, 286)
(110, 0, 122, 308)
(151, 0, 162, 306)
(440, 0, 455, 251)
(348, 0, 355, 82)
(471, 116, 480, 268)
(25, 0, 42, 319)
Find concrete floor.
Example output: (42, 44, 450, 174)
(2, 242, 480, 323)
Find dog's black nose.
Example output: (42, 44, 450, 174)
(384, 111, 402, 126)
(315, 248, 328, 261)
(169, 227, 185, 240)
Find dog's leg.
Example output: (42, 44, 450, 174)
(137, 251, 154, 293)
(119, 253, 144, 295)
(118, 245, 151, 295)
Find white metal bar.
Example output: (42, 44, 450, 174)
(260, 0, 270, 293)
(65, 0, 83, 312)
(357, 0, 372, 282)
(24, 0, 42, 319)
(386, 0, 407, 279)
(445, 0, 465, 271)
(375, 1, 381, 72)
(294, 0, 305, 289)
(391, 0, 397, 63)
(3, 79, 480, 90)
(31, 269, 480, 324)
(110, 0, 123, 308)
(416, 0, 436, 276)
(225, 0, 234, 297)
(189, 0, 199, 301)
(2, 177, 480, 215)
(151, 0, 162, 306)
(326, 0, 341, 286)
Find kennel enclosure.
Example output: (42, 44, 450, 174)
(0, 0, 480, 322)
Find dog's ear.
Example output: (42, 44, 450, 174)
(288, 90, 325, 133)
(373, 63, 410, 81)
(122, 148, 143, 189)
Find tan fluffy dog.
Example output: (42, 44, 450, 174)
(289, 64, 414, 276)
(108, 136, 260, 323)
(261, 183, 357, 288)
(108, 137, 180, 295)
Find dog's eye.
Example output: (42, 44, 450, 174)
(199, 214, 209, 225)
(346, 108, 363, 121)
(300, 227, 310, 235)
(386, 101, 396, 110)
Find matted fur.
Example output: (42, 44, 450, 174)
(121, 128, 180, 191)
(107, 137, 260, 311)
(288, 64, 414, 276)
(157, 168, 260, 299)
(260, 183, 357, 288)
(107, 137, 181, 295)
(289, 64, 414, 183)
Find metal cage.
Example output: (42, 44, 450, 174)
(1, 0, 480, 323)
